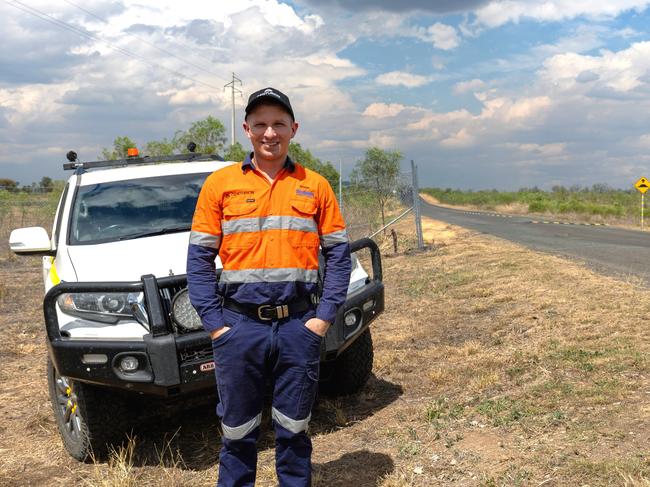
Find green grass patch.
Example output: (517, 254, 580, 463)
(475, 397, 531, 426)
(425, 397, 464, 427)
(529, 379, 575, 401)
(552, 346, 604, 372)
(436, 270, 474, 292)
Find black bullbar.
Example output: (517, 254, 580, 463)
(42, 238, 383, 396)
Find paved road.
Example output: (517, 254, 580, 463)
(420, 200, 650, 284)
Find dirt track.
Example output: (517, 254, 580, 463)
(1, 217, 650, 486)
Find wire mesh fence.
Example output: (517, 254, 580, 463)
(337, 165, 424, 250)
(0, 191, 59, 264)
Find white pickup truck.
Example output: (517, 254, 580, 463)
(9, 149, 384, 461)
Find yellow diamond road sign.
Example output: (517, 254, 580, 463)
(635, 177, 650, 194)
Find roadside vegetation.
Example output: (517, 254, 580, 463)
(422, 185, 643, 226)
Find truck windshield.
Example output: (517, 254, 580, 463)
(70, 172, 210, 244)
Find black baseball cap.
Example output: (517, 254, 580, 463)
(245, 87, 295, 120)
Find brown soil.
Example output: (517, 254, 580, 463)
(1, 218, 650, 486)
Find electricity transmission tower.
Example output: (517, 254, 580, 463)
(224, 73, 242, 146)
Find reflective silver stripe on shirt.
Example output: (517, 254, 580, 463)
(319, 229, 348, 248)
(220, 268, 319, 283)
(189, 231, 222, 249)
(221, 413, 262, 440)
(271, 407, 311, 434)
(221, 216, 317, 235)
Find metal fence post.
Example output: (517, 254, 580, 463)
(411, 160, 424, 249)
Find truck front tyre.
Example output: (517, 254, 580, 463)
(321, 328, 374, 396)
(47, 357, 129, 461)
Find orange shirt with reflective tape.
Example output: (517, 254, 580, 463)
(191, 161, 345, 275)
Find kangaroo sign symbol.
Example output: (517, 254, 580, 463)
(635, 177, 649, 194)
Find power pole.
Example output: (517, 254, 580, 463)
(224, 73, 242, 146)
(411, 160, 424, 249)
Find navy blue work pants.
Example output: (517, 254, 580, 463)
(211, 307, 322, 487)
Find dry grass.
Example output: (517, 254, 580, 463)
(2, 214, 650, 486)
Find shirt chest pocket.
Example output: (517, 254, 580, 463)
(289, 199, 319, 248)
(222, 201, 258, 249)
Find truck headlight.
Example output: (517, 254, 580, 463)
(57, 292, 145, 325)
(171, 288, 202, 331)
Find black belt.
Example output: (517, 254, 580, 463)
(222, 296, 316, 322)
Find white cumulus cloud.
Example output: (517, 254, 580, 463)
(473, 0, 650, 28)
(540, 41, 650, 93)
(376, 71, 431, 87)
(362, 103, 407, 118)
(424, 22, 461, 50)
(454, 78, 486, 94)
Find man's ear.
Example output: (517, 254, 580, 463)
(243, 121, 252, 140)
(291, 122, 299, 139)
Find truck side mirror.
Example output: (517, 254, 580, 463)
(9, 227, 55, 256)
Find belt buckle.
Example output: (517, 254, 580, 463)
(257, 305, 273, 321)
(257, 304, 290, 321)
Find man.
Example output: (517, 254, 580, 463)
(187, 87, 351, 487)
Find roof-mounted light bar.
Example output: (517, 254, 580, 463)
(63, 143, 223, 171)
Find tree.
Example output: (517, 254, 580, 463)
(39, 176, 54, 193)
(288, 142, 339, 190)
(223, 142, 247, 162)
(145, 138, 175, 157)
(173, 116, 226, 154)
(354, 147, 402, 229)
(0, 178, 18, 192)
(101, 136, 137, 160)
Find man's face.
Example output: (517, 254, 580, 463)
(243, 103, 298, 162)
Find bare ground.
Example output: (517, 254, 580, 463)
(1, 216, 650, 486)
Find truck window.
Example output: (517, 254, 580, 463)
(69, 172, 210, 245)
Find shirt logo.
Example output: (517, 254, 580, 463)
(296, 189, 314, 198)
(225, 190, 255, 200)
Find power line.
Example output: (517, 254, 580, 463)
(6, 0, 224, 92)
(61, 0, 230, 84)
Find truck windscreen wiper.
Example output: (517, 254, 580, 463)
(117, 226, 190, 241)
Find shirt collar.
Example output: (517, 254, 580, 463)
(241, 152, 295, 173)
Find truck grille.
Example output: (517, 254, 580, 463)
(179, 345, 213, 363)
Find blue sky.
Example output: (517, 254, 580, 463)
(2, 0, 650, 189)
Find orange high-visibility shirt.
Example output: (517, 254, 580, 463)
(187, 155, 351, 331)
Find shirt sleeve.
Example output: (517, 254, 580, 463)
(186, 173, 224, 333)
(315, 178, 352, 323)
